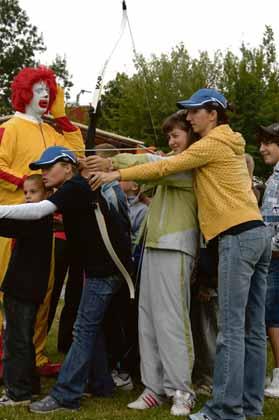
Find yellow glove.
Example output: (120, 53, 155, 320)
(50, 85, 65, 118)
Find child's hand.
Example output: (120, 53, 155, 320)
(85, 156, 112, 173)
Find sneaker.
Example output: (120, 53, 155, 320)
(127, 388, 164, 410)
(189, 412, 212, 420)
(29, 395, 73, 413)
(0, 394, 31, 406)
(170, 390, 195, 416)
(82, 384, 92, 398)
(264, 368, 279, 398)
(112, 370, 134, 391)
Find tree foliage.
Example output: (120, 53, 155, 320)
(50, 55, 73, 102)
(98, 26, 279, 178)
(0, 0, 45, 113)
(0, 0, 73, 114)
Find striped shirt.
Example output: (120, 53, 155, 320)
(261, 161, 279, 250)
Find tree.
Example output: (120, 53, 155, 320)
(98, 26, 279, 178)
(98, 45, 222, 148)
(50, 54, 73, 102)
(220, 26, 279, 178)
(0, 0, 46, 114)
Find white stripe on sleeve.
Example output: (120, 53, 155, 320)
(0, 200, 57, 220)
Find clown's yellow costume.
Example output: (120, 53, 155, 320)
(0, 85, 84, 369)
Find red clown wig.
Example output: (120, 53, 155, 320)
(11, 66, 58, 113)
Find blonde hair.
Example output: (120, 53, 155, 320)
(95, 143, 119, 158)
(25, 174, 46, 189)
(24, 174, 53, 195)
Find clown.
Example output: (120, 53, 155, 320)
(0, 66, 84, 376)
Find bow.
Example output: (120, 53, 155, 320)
(85, 0, 128, 154)
(86, 1, 135, 299)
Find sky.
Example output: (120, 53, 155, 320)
(19, 0, 279, 105)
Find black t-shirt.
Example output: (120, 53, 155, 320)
(0, 217, 53, 304)
(48, 175, 133, 278)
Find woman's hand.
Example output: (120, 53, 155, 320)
(89, 171, 121, 190)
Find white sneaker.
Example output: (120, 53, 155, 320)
(127, 388, 164, 410)
(264, 368, 279, 398)
(170, 390, 195, 416)
(111, 370, 134, 391)
(0, 394, 31, 406)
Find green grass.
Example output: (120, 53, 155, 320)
(1, 305, 279, 419)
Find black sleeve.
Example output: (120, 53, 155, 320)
(48, 180, 85, 212)
(0, 219, 33, 238)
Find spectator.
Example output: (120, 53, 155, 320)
(259, 123, 279, 398)
(191, 235, 218, 397)
(120, 181, 148, 263)
(95, 144, 135, 393)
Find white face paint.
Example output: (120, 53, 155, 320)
(25, 81, 50, 119)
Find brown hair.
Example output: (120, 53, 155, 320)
(256, 132, 279, 146)
(58, 161, 79, 176)
(162, 111, 198, 145)
(203, 103, 229, 125)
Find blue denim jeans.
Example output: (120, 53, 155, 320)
(51, 275, 122, 409)
(203, 226, 271, 420)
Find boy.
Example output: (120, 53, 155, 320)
(0, 146, 132, 413)
(0, 174, 53, 405)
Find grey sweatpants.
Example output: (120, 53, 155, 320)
(139, 248, 195, 397)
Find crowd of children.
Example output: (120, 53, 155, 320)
(0, 68, 278, 420)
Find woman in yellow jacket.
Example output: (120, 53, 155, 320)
(0, 66, 84, 376)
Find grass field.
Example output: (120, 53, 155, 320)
(0, 305, 279, 420)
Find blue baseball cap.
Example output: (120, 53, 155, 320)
(29, 146, 78, 170)
(177, 88, 228, 110)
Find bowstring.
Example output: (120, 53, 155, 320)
(91, 2, 128, 112)
(125, 1, 159, 147)
(124, 1, 159, 285)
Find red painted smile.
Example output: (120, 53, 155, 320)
(39, 100, 48, 108)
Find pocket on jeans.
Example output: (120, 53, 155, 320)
(238, 236, 264, 261)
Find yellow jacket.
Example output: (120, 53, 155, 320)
(119, 124, 261, 240)
(0, 114, 84, 205)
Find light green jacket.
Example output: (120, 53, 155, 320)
(113, 153, 199, 257)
